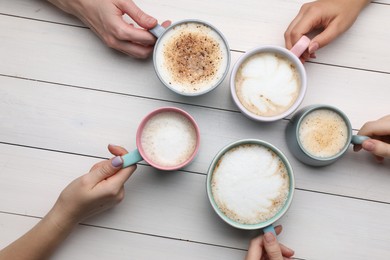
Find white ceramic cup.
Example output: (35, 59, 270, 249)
(150, 19, 231, 96)
(230, 36, 310, 122)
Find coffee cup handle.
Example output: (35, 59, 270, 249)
(149, 24, 166, 38)
(290, 35, 311, 58)
(263, 225, 276, 236)
(351, 135, 370, 145)
(121, 149, 143, 168)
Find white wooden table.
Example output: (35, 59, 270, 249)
(1, 0, 390, 259)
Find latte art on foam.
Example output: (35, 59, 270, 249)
(155, 22, 229, 94)
(141, 112, 197, 167)
(299, 109, 348, 158)
(235, 52, 300, 117)
(211, 144, 289, 224)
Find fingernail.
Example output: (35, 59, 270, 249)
(308, 42, 319, 54)
(363, 140, 375, 151)
(146, 17, 157, 27)
(111, 156, 123, 167)
(264, 232, 275, 243)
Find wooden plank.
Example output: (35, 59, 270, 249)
(1, 76, 390, 203)
(0, 144, 389, 259)
(0, 16, 389, 129)
(1, 0, 390, 72)
(0, 213, 246, 260)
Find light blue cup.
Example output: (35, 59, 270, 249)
(286, 105, 369, 167)
(206, 139, 295, 235)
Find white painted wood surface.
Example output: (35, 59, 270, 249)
(0, 0, 389, 259)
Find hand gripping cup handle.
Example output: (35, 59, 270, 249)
(118, 107, 200, 171)
(121, 150, 143, 168)
(149, 24, 166, 38)
(263, 225, 277, 236)
(290, 36, 311, 58)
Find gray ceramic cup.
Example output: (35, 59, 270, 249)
(149, 19, 231, 96)
(206, 139, 295, 235)
(286, 105, 369, 167)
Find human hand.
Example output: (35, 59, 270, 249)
(245, 226, 294, 260)
(48, 0, 171, 58)
(284, 0, 370, 62)
(354, 115, 390, 162)
(50, 144, 136, 228)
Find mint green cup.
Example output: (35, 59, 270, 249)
(206, 139, 295, 234)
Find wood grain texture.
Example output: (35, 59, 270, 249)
(1, 0, 390, 259)
(1, 0, 390, 72)
(1, 144, 390, 260)
(0, 15, 389, 128)
(0, 213, 246, 260)
(1, 76, 389, 203)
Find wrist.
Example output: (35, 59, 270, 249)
(45, 202, 80, 234)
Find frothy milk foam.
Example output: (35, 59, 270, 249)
(155, 22, 229, 94)
(141, 111, 197, 167)
(299, 109, 349, 158)
(235, 52, 300, 117)
(211, 144, 289, 224)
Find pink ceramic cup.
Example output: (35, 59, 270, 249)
(121, 107, 200, 171)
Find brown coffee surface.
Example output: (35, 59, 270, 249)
(163, 25, 223, 91)
(299, 109, 349, 158)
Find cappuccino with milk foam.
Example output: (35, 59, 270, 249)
(211, 144, 289, 224)
(298, 109, 348, 158)
(140, 111, 197, 167)
(155, 22, 229, 94)
(235, 52, 300, 117)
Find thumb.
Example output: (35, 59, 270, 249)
(119, 1, 157, 29)
(362, 139, 390, 159)
(309, 22, 343, 53)
(88, 156, 124, 184)
(263, 232, 283, 260)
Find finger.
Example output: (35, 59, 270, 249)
(114, 19, 171, 47)
(353, 144, 362, 152)
(161, 20, 172, 28)
(90, 160, 106, 172)
(284, 6, 306, 49)
(114, 40, 154, 59)
(362, 139, 390, 159)
(285, 11, 321, 50)
(279, 243, 295, 258)
(245, 226, 283, 260)
(274, 225, 283, 235)
(284, 15, 303, 50)
(86, 156, 124, 185)
(108, 144, 129, 156)
(245, 235, 264, 260)
(310, 22, 344, 51)
(358, 118, 390, 137)
(107, 163, 137, 187)
(113, 24, 157, 46)
(119, 0, 157, 29)
(263, 232, 284, 260)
